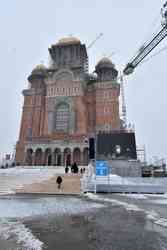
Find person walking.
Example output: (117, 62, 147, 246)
(65, 166, 69, 174)
(71, 164, 74, 173)
(73, 162, 78, 174)
(56, 176, 63, 189)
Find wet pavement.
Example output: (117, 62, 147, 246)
(0, 194, 167, 249)
(24, 196, 167, 250)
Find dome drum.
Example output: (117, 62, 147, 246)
(28, 64, 48, 83)
(48, 37, 88, 72)
(95, 57, 118, 81)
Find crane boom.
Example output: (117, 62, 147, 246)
(123, 1, 167, 75)
(87, 33, 103, 49)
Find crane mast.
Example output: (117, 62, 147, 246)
(120, 74, 127, 128)
(123, 1, 167, 75)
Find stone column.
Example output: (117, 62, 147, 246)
(71, 149, 73, 165)
(51, 151, 55, 166)
(23, 149, 28, 166)
(32, 152, 36, 166)
(60, 151, 64, 166)
(42, 150, 46, 166)
(54, 153, 57, 166)
(80, 149, 84, 166)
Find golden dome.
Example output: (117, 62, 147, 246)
(34, 64, 47, 70)
(97, 57, 112, 65)
(96, 57, 115, 69)
(56, 37, 81, 45)
(31, 64, 47, 75)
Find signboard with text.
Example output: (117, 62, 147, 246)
(96, 160, 109, 176)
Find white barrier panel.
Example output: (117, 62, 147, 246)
(81, 174, 167, 194)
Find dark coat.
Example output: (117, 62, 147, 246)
(56, 176, 62, 184)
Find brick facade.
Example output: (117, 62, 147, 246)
(15, 37, 120, 166)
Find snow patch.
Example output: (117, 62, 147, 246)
(89, 174, 135, 185)
(146, 193, 167, 198)
(0, 219, 43, 250)
(118, 194, 147, 199)
(155, 218, 167, 227)
(85, 193, 143, 212)
(0, 196, 105, 248)
(145, 210, 167, 228)
(150, 199, 167, 205)
(86, 193, 167, 228)
(0, 197, 105, 218)
(146, 210, 159, 221)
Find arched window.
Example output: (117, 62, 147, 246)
(55, 103, 69, 131)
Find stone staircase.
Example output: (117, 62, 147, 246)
(0, 175, 23, 195)
(15, 174, 82, 195)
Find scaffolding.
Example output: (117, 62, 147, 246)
(137, 145, 147, 166)
(120, 74, 127, 129)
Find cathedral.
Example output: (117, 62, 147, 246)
(15, 37, 121, 166)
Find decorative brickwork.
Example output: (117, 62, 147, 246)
(15, 38, 120, 166)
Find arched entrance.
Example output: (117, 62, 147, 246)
(53, 148, 61, 166)
(66, 154, 71, 166)
(34, 148, 43, 166)
(64, 148, 71, 166)
(48, 155, 52, 166)
(26, 148, 33, 166)
(57, 154, 62, 166)
(73, 148, 81, 165)
(44, 148, 52, 166)
(83, 147, 89, 165)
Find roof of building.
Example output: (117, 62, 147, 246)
(56, 37, 81, 46)
(96, 57, 116, 70)
(97, 57, 112, 64)
(31, 64, 47, 75)
(96, 57, 115, 66)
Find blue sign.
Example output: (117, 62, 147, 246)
(96, 161, 109, 176)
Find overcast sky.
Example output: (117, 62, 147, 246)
(0, 0, 166, 162)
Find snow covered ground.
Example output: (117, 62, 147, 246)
(81, 172, 167, 193)
(0, 167, 166, 195)
(86, 192, 167, 229)
(0, 167, 167, 250)
(87, 174, 135, 184)
(85, 173, 167, 186)
(0, 197, 104, 218)
(0, 219, 43, 250)
(0, 167, 66, 194)
(0, 167, 65, 175)
(0, 196, 104, 250)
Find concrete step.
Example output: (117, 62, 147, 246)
(0, 190, 15, 195)
(16, 174, 82, 195)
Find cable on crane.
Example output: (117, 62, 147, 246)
(140, 45, 167, 65)
(132, 15, 161, 60)
(87, 33, 103, 50)
(142, 12, 161, 43)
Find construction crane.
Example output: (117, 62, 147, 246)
(87, 33, 103, 49)
(123, 1, 167, 75)
(120, 74, 127, 128)
(85, 33, 103, 73)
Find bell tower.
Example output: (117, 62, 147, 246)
(95, 57, 120, 132)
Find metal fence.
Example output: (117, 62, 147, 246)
(81, 174, 167, 193)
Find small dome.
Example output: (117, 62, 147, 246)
(97, 57, 112, 64)
(31, 64, 47, 75)
(96, 57, 115, 67)
(56, 37, 81, 46)
(95, 57, 118, 80)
